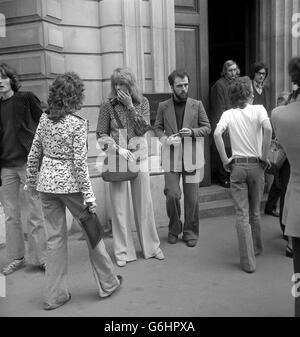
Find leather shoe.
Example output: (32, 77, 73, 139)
(264, 209, 280, 217)
(186, 239, 197, 248)
(168, 234, 178, 244)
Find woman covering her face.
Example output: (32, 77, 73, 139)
(96, 67, 164, 267)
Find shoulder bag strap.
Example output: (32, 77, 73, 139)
(109, 102, 124, 130)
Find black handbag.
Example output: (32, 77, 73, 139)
(78, 207, 104, 249)
(101, 103, 139, 182)
(102, 153, 138, 182)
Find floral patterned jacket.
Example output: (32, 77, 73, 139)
(26, 112, 95, 202)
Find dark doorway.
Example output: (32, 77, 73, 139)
(208, 0, 258, 87)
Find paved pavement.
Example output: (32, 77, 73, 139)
(0, 214, 294, 317)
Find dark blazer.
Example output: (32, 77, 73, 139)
(0, 91, 43, 158)
(210, 77, 232, 130)
(154, 97, 211, 172)
(253, 83, 272, 116)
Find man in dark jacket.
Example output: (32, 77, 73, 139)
(0, 63, 46, 275)
(210, 60, 240, 188)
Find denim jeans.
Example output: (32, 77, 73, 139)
(1, 165, 46, 265)
(230, 162, 264, 272)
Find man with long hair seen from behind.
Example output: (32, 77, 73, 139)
(0, 63, 46, 275)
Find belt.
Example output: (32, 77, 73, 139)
(44, 154, 73, 161)
(232, 157, 260, 164)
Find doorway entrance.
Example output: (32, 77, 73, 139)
(208, 0, 258, 87)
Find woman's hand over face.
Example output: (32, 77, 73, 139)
(117, 89, 133, 109)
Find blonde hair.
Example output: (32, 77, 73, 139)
(110, 67, 143, 104)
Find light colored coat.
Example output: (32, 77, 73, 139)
(272, 99, 300, 238)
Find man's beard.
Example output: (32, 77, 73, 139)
(173, 91, 188, 102)
(226, 75, 238, 83)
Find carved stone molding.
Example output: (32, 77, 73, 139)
(0, 0, 42, 24)
(44, 21, 63, 51)
(45, 51, 65, 77)
(41, 0, 62, 23)
(0, 51, 46, 77)
(0, 22, 43, 53)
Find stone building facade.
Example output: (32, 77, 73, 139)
(1, 0, 300, 227)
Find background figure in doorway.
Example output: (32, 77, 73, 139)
(271, 57, 300, 317)
(97, 67, 164, 268)
(0, 63, 46, 276)
(250, 62, 271, 114)
(26, 72, 122, 310)
(210, 60, 240, 188)
(249, 62, 279, 217)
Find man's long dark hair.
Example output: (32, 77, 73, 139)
(0, 63, 21, 92)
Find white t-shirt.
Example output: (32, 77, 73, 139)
(217, 104, 269, 158)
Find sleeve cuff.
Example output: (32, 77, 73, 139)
(84, 197, 96, 204)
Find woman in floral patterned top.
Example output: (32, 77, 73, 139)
(96, 67, 164, 267)
(26, 72, 122, 310)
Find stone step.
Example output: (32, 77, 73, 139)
(199, 193, 268, 219)
(199, 184, 232, 203)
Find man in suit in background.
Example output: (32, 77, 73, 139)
(210, 60, 240, 188)
(0, 63, 46, 275)
(154, 70, 211, 247)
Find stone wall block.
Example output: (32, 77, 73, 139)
(0, 22, 43, 53)
(60, 0, 99, 26)
(101, 53, 124, 80)
(44, 22, 64, 51)
(41, 0, 62, 23)
(0, 0, 42, 23)
(0, 52, 46, 78)
(63, 26, 100, 54)
(64, 54, 102, 79)
(82, 80, 102, 106)
(99, 0, 122, 26)
(45, 51, 65, 77)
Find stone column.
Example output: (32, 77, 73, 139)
(99, 0, 175, 96)
(259, 0, 300, 106)
(0, 0, 65, 103)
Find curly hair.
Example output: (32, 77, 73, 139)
(110, 67, 143, 104)
(228, 76, 253, 109)
(47, 72, 85, 121)
(0, 63, 21, 92)
(249, 62, 268, 81)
